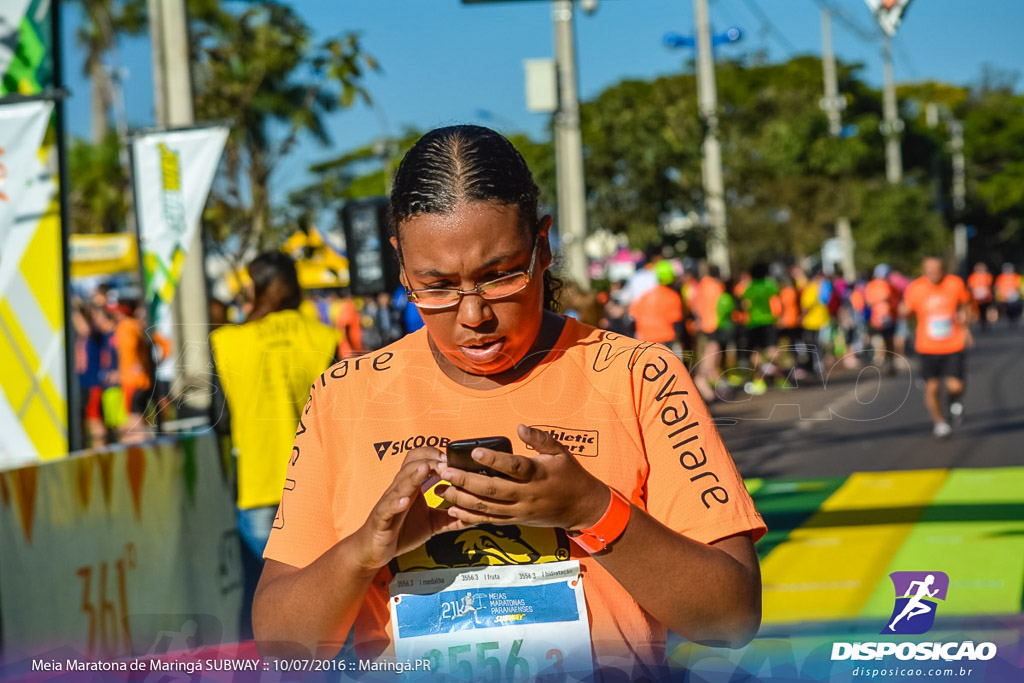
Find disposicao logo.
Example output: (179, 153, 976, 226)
(883, 570, 949, 635)
(831, 570, 997, 663)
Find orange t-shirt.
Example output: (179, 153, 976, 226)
(995, 273, 1021, 302)
(904, 275, 970, 355)
(865, 278, 898, 329)
(967, 272, 993, 303)
(696, 277, 725, 334)
(335, 298, 363, 356)
(114, 317, 151, 392)
(263, 319, 765, 672)
(629, 285, 683, 343)
(778, 286, 800, 329)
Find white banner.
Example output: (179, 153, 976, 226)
(0, 434, 243, 660)
(864, 0, 914, 36)
(0, 100, 53, 253)
(0, 99, 67, 469)
(132, 126, 227, 327)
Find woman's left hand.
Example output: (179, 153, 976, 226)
(438, 424, 611, 530)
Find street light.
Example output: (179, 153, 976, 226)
(664, 26, 742, 50)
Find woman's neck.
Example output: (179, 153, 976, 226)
(429, 310, 567, 390)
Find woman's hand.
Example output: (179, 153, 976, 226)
(438, 424, 611, 531)
(353, 447, 465, 573)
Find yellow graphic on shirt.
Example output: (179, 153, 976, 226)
(394, 524, 571, 573)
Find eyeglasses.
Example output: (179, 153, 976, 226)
(405, 240, 539, 310)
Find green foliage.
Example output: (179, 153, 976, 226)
(286, 128, 423, 227)
(188, 0, 377, 266)
(854, 184, 948, 272)
(68, 133, 129, 234)
(72, 0, 147, 141)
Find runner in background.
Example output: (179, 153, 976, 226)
(967, 262, 994, 331)
(253, 125, 764, 676)
(694, 264, 726, 401)
(799, 267, 831, 377)
(111, 300, 154, 444)
(777, 271, 806, 380)
(629, 259, 685, 353)
(740, 263, 779, 395)
(334, 286, 363, 357)
(865, 264, 900, 375)
(995, 263, 1022, 326)
(902, 257, 973, 439)
(210, 252, 339, 637)
(888, 267, 912, 358)
(74, 304, 119, 448)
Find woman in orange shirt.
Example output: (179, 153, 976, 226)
(253, 126, 764, 678)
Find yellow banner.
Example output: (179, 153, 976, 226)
(69, 233, 139, 279)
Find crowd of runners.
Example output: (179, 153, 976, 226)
(596, 256, 1023, 439)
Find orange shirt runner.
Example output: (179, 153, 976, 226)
(113, 315, 152, 400)
(995, 272, 1022, 303)
(967, 272, 993, 303)
(778, 286, 800, 329)
(629, 285, 683, 344)
(264, 318, 765, 672)
(865, 278, 898, 329)
(903, 275, 970, 355)
(696, 276, 725, 334)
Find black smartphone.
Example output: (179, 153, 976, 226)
(446, 436, 513, 477)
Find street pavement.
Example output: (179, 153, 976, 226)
(703, 323, 1024, 629)
(716, 323, 1024, 478)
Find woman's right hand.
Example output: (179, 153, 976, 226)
(353, 446, 465, 572)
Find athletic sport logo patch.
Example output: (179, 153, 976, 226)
(531, 425, 599, 457)
(883, 571, 949, 635)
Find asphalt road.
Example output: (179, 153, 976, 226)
(714, 323, 1024, 479)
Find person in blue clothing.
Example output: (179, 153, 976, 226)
(393, 283, 425, 334)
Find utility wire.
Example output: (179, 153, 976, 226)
(738, 0, 800, 56)
(812, 0, 877, 43)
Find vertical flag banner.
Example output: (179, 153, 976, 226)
(0, 0, 55, 94)
(132, 127, 227, 382)
(0, 99, 67, 469)
(864, 0, 914, 36)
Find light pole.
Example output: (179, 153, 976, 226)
(664, 5, 741, 278)
(552, 0, 590, 289)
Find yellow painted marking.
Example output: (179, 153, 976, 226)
(761, 470, 948, 623)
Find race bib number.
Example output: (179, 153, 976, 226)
(973, 286, 990, 301)
(926, 315, 954, 340)
(389, 561, 593, 681)
(1007, 290, 1021, 303)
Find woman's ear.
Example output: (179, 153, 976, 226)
(538, 216, 554, 270)
(538, 215, 553, 240)
(390, 236, 409, 288)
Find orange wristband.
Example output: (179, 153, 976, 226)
(567, 487, 632, 554)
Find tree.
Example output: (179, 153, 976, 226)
(72, 0, 146, 142)
(963, 86, 1024, 260)
(67, 132, 130, 234)
(572, 55, 968, 272)
(187, 0, 377, 269)
(854, 184, 947, 273)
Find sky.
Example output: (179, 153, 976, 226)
(61, 0, 1024, 204)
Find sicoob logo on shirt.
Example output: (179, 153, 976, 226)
(530, 425, 599, 457)
(373, 435, 450, 460)
(883, 571, 949, 635)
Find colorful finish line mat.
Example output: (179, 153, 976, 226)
(669, 466, 1024, 681)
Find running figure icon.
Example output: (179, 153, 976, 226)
(888, 574, 939, 632)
